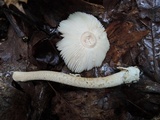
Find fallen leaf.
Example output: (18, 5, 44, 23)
(106, 21, 149, 64)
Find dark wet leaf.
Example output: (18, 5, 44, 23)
(102, 0, 138, 22)
(0, 26, 28, 72)
(122, 79, 160, 118)
(134, 79, 160, 94)
(103, 0, 121, 12)
(33, 40, 60, 69)
(51, 88, 132, 120)
(102, 0, 121, 22)
(0, 15, 9, 41)
(0, 80, 31, 120)
(136, 0, 160, 22)
(138, 22, 160, 82)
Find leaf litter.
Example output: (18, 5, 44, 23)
(0, 0, 160, 120)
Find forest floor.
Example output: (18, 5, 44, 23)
(0, 0, 160, 120)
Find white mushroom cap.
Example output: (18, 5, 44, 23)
(56, 12, 110, 73)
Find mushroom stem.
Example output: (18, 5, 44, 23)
(12, 66, 140, 89)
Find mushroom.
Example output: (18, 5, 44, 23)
(12, 12, 140, 88)
(56, 12, 110, 73)
(12, 66, 140, 89)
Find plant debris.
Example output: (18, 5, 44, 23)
(1, 0, 160, 120)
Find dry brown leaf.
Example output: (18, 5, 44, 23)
(106, 21, 149, 64)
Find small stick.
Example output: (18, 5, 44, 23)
(12, 66, 140, 89)
(4, 10, 26, 38)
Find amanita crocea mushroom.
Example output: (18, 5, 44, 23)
(56, 12, 110, 73)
